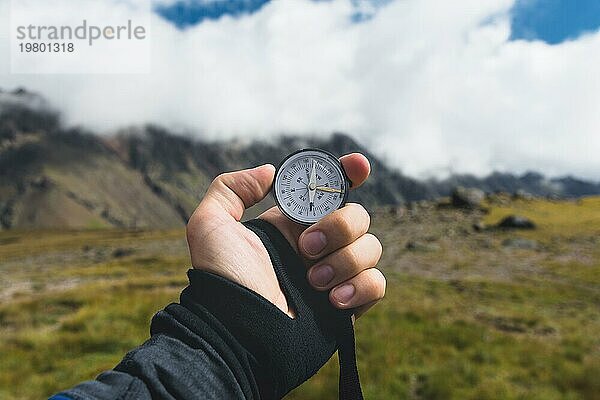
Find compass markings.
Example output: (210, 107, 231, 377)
(276, 151, 346, 223)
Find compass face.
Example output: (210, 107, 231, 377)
(273, 149, 349, 225)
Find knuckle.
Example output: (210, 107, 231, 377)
(331, 212, 354, 239)
(362, 206, 372, 227)
(342, 246, 362, 270)
(362, 268, 386, 301)
(348, 203, 370, 231)
(214, 172, 235, 188)
(367, 233, 383, 258)
(325, 204, 371, 241)
(213, 172, 227, 185)
(375, 269, 387, 299)
(357, 233, 382, 265)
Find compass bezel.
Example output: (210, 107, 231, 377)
(272, 148, 350, 226)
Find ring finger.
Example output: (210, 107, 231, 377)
(307, 233, 382, 290)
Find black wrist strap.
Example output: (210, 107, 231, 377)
(244, 219, 363, 400)
(337, 315, 363, 400)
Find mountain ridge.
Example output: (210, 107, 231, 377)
(1, 88, 599, 230)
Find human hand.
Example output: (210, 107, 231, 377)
(186, 153, 385, 318)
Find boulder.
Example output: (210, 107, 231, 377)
(112, 248, 134, 258)
(451, 186, 485, 209)
(497, 215, 536, 230)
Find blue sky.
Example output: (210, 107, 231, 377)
(156, 0, 395, 27)
(156, 0, 270, 28)
(156, 0, 600, 45)
(510, 0, 600, 44)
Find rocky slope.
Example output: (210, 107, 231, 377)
(1, 88, 599, 230)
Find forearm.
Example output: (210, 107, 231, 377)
(52, 287, 260, 400)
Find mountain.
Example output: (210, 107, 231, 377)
(1, 88, 599, 230)
(430, 171, 600, 199)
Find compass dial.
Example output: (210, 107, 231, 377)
(273, 149, 349, 225)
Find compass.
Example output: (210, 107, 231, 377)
(273, 149, 349, 225)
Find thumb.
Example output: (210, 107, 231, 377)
(200, 164, 275, 221)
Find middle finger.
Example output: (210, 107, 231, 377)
(298, 203, 370, 260)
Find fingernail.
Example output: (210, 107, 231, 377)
(332, 284, 356, 305)
(309, 265, 334, 287)
(302, 231, 327, 255)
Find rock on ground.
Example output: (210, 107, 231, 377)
(451, 186, 485, 209)
(497, 215, 536, 230)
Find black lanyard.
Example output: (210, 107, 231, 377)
(245, 219, 364, 400)
(337, 313, 364, 400)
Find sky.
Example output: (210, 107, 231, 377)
(0, 0, 599, 180)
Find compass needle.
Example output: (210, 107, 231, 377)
(308, 159, 317, 211)
(316, 186, 343, 194)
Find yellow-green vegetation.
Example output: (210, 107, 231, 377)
(484, 196, 600, 241)
(1, 198, 599, 399)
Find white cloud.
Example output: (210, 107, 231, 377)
(0, 0, 599, 180)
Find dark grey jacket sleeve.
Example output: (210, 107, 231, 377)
(51, 219, 350, 400)
(53, 299, 260, 400)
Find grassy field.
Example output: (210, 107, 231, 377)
(1, 197, 599, 399)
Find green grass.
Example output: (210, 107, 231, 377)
(1, 198, 599, 399)
(288, 274, 600, 400)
